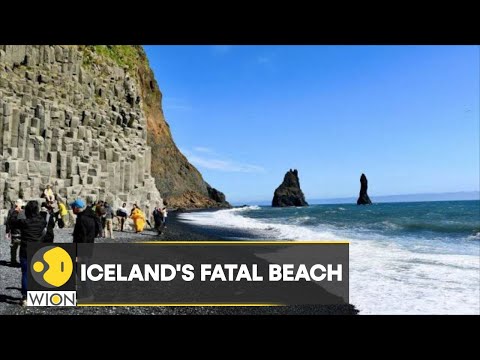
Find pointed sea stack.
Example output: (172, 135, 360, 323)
(357, 173, 372, 205)
(272, 169, 309, 207)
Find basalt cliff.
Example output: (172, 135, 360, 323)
(0, 45, 229, 223)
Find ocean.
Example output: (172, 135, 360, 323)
(178, 200, 480, 314)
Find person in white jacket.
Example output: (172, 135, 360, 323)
(161, 207, 168, 228)
(43, 185, 55, 203)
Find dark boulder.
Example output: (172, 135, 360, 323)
(357, 173, 372, 205)
(272, 169, 308, 207)
(206, 183, 230, 207)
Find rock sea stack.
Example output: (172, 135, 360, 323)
(357, 173, 372, 205)
(272, 169, 308, 207)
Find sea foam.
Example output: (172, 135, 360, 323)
(178, 207, 480, 314)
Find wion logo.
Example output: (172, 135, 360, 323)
(27, 244, 76, 306)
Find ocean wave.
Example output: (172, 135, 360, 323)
(229, 205, 261, 212)
(178, 208, 341, 241)
(290, 216, 313, 225)
(380, 221, 400, 230)
(399, 222, 480, 234)
(178, 208, 480, 314)
(467, 232, 480, 241)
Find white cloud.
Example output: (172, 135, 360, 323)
(163, 97, 191, 112)
(193, 146, 214, 153)
(182, 147, 265, 173)
(189, 156, 265, 173)
(212, 45, 232, 55)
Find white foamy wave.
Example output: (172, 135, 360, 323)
(179, 208, 341, 241)
(467, 232, 480, 241)
(179, 209, 480, 315)
(381, 221, 400, 230)
(349, 239, 480, 314)
(290, 216, 312, 225)
(229, 205, 261, 212)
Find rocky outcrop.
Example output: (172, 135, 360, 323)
(0, 45, 229, 222)
(166, 189, 230, 209)
(357, 173, 372, 205)
(206, 183, 228, 206)
(272, 169, 308, 207)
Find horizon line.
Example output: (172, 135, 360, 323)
(230, 190, 480, 205)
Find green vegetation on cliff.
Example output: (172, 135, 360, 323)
(80, 45, 229, 208)
(80, 45, 142, 73)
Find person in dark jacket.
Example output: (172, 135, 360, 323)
(40, 202, 57, 243)
(71, 199, 97, 244)
(95, 200, 106, 238)
(152, 206, 164, 235)
(71, 198, 97, 301)
(103, 202, 115, 239)
(6, 199, 25, 265)
(10, 200, 47, 304)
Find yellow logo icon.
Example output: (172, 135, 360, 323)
(31, 246, 74, 288)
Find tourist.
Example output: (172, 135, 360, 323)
(57, 196, 69, 228)
(116, 202, 128, 232)
(161, 207, 168, 228)
(70, 198, 97, 301)
(130, 203, 138, 216)
(104, 202, 115, 239)
(40, 202, 57, 243)
(152, 206, 164, 235)
(43, 185, 55, 203)
(5, 199, 25, 265)
(130, 206, 146, 233)
(95, 200, 106, 238)
(70, 199, 97, 244)
(10, 200, 47, 306)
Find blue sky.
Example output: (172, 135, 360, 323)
(144, 46, 479, 204)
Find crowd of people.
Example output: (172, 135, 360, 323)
(4, 184, 169, 306)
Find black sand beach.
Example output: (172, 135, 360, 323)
(0, 210, 358, 315)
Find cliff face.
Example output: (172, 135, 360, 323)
(0, 45, 229, 218)
(0, 45, 163, 223)
(272, 169, 309, 207)
(133, 47, 229, 208)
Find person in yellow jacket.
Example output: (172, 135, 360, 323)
(57, 199, 69, 227)
(130, 205, 146, 233)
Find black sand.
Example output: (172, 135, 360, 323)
(0, 211, 358, 315)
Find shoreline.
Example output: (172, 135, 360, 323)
(0, 211, 358, 315)
(166, 210, 263, 241)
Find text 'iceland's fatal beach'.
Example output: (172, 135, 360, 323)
(80, 263, 343, 282)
